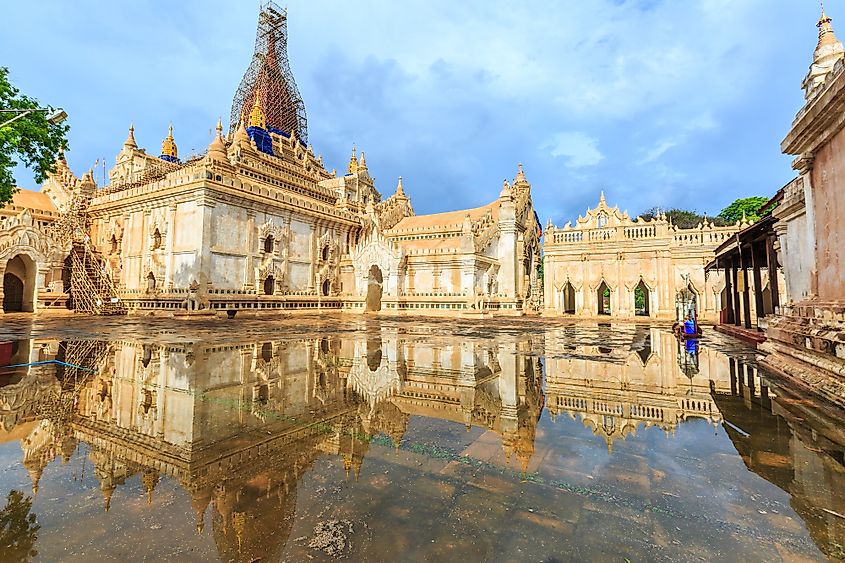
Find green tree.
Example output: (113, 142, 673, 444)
(639, 207, 726, 229)
(717, 196, 772, 224)
(0, 490, 40, 561)
(0, 67, 69, 205)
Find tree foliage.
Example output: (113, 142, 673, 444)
(716, 196, 773, 224)
(638, 207, 727, 229)
(0, 67, 69, 205)
(0, 490, 40, 561)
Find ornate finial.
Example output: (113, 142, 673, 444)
(124, 123, 137, 149)
(347, 145, 358, 174)
(359, 151, 367, 170)
(599, 190, 606, 205)
(208, 118, 228, 161)
(500, 179, 512, 198)
(234, 118, 249, 145)
(160, 124, 178, 161)
(248, 96, 266, 129)
(515, 163, 528, 184)
(396, 176, 405, 196)
(805, 2, 845, 95)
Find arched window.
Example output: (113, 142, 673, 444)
(261, 342, 273, 362)
(264, 276, 275, 296)
(264, 235, 274, 254)
(110, 235, 118, 254)
(322, 279, 330, 296)
(321, 245, 329, 261)
(634, 280, 650, 317)
(597, 281, 611, 315)
(146, 272, 156, 292)
(152, 229, 162, 250)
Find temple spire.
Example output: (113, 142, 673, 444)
(160, 124, 178, 162)
(124, 123, 137, 149)
(347, 145, 358, 174)
(248, 96, 266, 129)
(208, 118, 228, 161)
(396, 176, 405, 197)
(803, 4, 845, 96)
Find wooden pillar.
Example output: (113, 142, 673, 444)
(751, 240, 765, 325)
(741, 249, 752, 330)
(731, 255, 742, 327)
(766, 234, 780, 311)
(723, 258, 734, 325)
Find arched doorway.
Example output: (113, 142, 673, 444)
(264, 276, 275, 296)
(322, 279, 330, 297)
(561, 282, 576, 314)
(597, 281, 611, 316)
(2, 254, 37, 313)
(366, 265, 383, 312)
(676, 284, 698, 321)
(146, 272, 157, 293)
(634, 280, 650, 317)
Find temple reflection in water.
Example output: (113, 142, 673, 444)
(1, 324, 844, 560)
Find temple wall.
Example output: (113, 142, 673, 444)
(811, 125, 845, 300)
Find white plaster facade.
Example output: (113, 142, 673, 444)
(543, 194, 742, 322)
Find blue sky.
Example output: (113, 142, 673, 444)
(1, 0, 825, 225)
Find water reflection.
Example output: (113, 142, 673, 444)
(0, 324, 843, 560)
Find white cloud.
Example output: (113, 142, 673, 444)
(542, 132, 604, 168)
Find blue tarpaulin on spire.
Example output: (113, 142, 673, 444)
(247, 126, 274, 155)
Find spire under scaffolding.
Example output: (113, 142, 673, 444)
(230, 2, 308, 146)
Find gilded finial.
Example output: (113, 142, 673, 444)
(248, 96, 266, 129)
(347, 145, 358, 174)
(160, 124, 178, 161)
(396, 176, 405, 196)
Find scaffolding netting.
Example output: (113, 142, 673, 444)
(230, 2, 308, 146)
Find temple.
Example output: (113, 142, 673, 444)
(759, 8, 845, 404)
(0, 2, 540, 317)
(543, 193, 745, 321)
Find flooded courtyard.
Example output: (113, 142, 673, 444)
(0, 314, 843, 562)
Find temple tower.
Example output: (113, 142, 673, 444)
(230, 2, 308, 145)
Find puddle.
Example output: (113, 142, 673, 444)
(0, 315, 841, 561)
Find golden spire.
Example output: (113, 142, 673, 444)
(248, 96, 266, 129)
(347, 145, 358, 174)
(124, 123, 137, 149)
(396, 176, 405, 197)
(160, 124, 178, 159)
(142, 470, 159, 506)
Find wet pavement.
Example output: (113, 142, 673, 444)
(0, 313, 843, 562)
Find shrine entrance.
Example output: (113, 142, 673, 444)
(366, 265, 383, 312)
